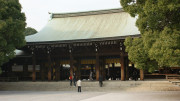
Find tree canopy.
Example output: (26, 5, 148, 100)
(121, 0, 180, 72)
(24, 27, 37, 36)
(0, 0, 26, 73)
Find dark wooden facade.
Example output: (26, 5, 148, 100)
(27, 39, 129, 81)
(1, 37, 145, 81)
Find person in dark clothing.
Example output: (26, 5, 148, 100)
(99, 75, 103, 87)
(133, 70, 138, 81)
(73, 73, 76, 86)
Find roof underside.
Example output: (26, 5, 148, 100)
(26, 9, 140, 43)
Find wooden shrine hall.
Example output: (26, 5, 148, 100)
(1, 8, 144, 81)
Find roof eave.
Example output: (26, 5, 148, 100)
(26, 34, 140, 45)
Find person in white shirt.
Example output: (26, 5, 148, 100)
(77, 79, 81, 92)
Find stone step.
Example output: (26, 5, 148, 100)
(0, 81, 179, 91)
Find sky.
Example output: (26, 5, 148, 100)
(19, 0, 122, 31)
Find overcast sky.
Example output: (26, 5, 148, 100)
(19, 0, 122, 31)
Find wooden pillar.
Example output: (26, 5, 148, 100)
(60, 64, 63, 80)
(140, 69, 144, 80)
(102, 59, 106, 80)
(23, 64, 28, 80)
(41, 63, 45, 81)
(32, 53, 36, 82)
(91, 64, 93, 72)
(47, 52, 51, 81)
(95, 52, 100, 81)
(70, 52, 74, 77)
(120, 53, 125, 81)
(108, 64, 110, 78)
(56, 61, 60, 81)
(112, 63, 115, 80)
(76, 59, 81, 79)
(125, 57, 129, 80)
(7, 63, 12, 76)
(4, 64, 8, 77)
(23, 65, 28, 75)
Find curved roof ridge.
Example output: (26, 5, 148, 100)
(52, 8, 124, 18)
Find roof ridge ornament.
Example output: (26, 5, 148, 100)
(52, 8, 124, 18)
(48, 12, 53, 20)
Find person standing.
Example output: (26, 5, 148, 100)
(89, 71, 93, 81)
(69, 75, 72, 86)
(73, 73, 76, 86)
(133, 70, 138, 81)
(99, 75, 103, 87)
(77, 79, 82, 92)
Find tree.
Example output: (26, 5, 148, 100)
(124, 37, 158, 72)
(24, 27, 37, 36)
(120, 0, 180, 71)
(0, 0, 26, 73)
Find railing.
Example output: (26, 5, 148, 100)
(166, 74, 180, 86)
(166, 75, 180, 80)
(166, 75, 180, 86)
(0, 77, 18, 82)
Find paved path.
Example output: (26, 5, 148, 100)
(0, 91, 180, 101)
(81, 92, 180, 101)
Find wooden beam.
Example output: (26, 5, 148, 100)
(125, 57, 129, 80)
(40, 63, 45, 81)
(95, 52, 100, 81)
(70, 52, 73, 77)
(7, 62, 12, 76)
(140, 69, 144, 80)
(112, 63, 115, 80)
(47, 52, 51, 81)
(102, 59, 106, 80)
(120, 53, 125, 81)
(23, 64, 28, 80)
(56, 61, 60, 81)
(47, 51, 128, 58)
(32, 54, 36, 82)
(76, 59, 81, 80)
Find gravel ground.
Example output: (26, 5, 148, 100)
(0, 91, 180, 101)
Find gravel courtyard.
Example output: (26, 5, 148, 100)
(0, 91, 180, 101)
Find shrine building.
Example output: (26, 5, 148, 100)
(1, 8, 151, 81)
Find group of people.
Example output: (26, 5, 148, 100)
(69, 69, 140, 93)
(69, 75, 76, 86)
(69, 73, 82, 92)
(70, 70, 138, 93)
(69, 73, 104, 92)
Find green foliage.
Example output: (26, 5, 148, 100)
(121, 0, 180, 71)
(125, 37, 158, 72)
(149, 27, 180, 67)
(0, 0, 26, 71)
(24, 27, 37, 36)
